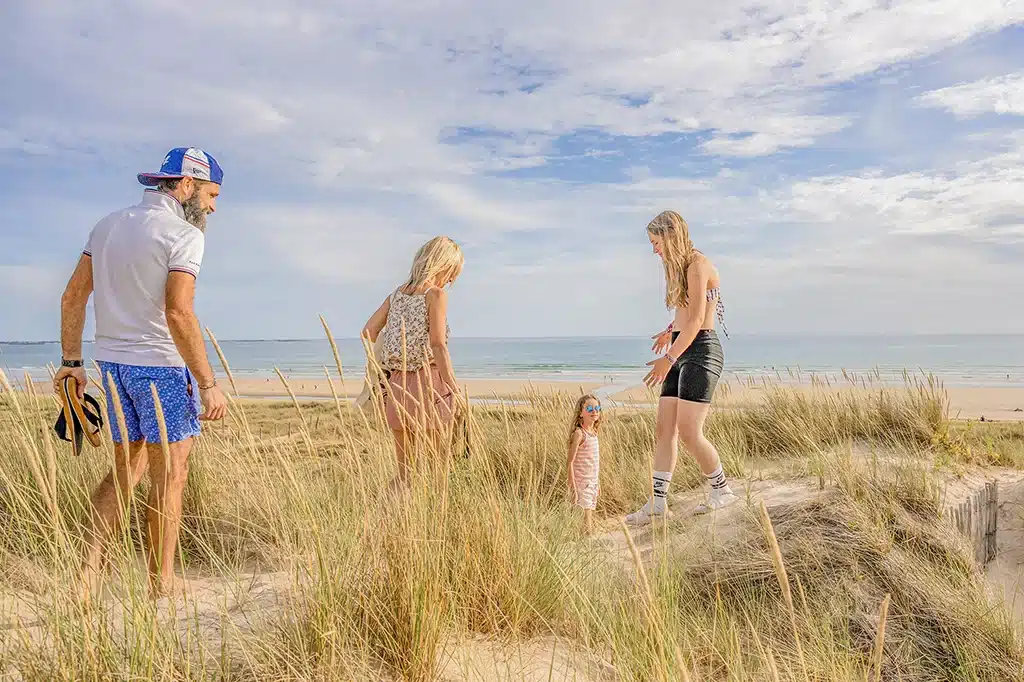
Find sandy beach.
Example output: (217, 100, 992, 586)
(609, 382, 1024, 422)
(227, 376, 604, 401)
(8, 370, 1021, 421)
(222, 374, 1024, 421)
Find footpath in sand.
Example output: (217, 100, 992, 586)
(4, 457, 1023, 681)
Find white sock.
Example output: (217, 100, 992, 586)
(706, 465, 728, 491)
(652, 470, 672, 510)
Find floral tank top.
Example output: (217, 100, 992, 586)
(379, 288, 450, 372)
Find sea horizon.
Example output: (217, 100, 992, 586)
(6, 331, 1024, 344)
(4, 334, 1024, 388)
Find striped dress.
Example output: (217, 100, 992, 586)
(572, 429, 600, 510)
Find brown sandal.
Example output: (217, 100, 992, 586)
(54, 376, 104, 456)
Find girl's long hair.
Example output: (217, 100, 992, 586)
(403, 236, 465, 291)
(568, 393, 601, 444)
(646, 210, 695, 309)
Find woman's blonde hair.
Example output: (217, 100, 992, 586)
(568, 393, 601, 444)
(647, 210, 696, 309)
(403, 236, 465, 291)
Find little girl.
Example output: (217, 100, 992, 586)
(566, 394, 602, 534)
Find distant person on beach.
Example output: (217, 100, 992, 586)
(626, 210, 735, 525)
(566, 394, 602, 535)
(54, 147, 228, 597)
(361, 236, 464, 492)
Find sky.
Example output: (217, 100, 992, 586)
(1, 1, 1023, 341)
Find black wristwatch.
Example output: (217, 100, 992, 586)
(61, 358, 84, 368)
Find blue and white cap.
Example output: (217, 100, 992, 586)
(138, 147, 223, 186)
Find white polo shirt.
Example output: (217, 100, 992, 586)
(84, 189, 205, 367)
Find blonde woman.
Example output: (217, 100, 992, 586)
(362, 236, 464, 492)
(626, 210, 736, 525)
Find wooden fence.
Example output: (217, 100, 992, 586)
(945, 481, 998, 565)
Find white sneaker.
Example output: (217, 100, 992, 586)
(625, 499, 667, 526)
(694, 486, 739, 515)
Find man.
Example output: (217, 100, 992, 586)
(54, 147, 229, 598)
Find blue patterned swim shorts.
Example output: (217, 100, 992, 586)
(96, 362, 202, 444)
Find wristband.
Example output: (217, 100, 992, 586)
(61, 358, 84, 368)
(663, 353, 678, 364)
(198, 379, 217, 390)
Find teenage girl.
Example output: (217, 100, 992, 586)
(626, 210, 735, 525)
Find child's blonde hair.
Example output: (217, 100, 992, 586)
(568, 393, 601, 444)
(403, 236, 465, 291)
(646, 210, 696, 309)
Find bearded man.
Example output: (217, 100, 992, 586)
(54, 147, 229, 598)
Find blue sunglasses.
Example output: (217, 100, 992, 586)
(585, 405, 601, 413)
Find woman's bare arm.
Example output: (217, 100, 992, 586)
(426, 288, 459, 394)
(361, 296, 391, 343)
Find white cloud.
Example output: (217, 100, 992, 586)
(701, 113, 852, 157)
(917, 72, 1024, 118)
(421, 182, 552, 231)
(227, 205, 425, 286)
(2, 1, 1024, 340)
(6, 0, 1020, 173)
(772, 132, 1024, 239)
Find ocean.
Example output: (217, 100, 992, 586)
(2, 335, 1023, 388)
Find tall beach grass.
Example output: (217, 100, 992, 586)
(1, 342, 1023, 680)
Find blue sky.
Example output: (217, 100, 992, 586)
(1, 1, 1022, 341)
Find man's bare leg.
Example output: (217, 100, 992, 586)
(146, 437, 193, 597)
(81, 440, 148, 591)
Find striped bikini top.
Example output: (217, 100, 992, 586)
(705, 287, 729, 338)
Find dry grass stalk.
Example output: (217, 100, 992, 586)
(872, 593, 891, 682)
(105, 369, 138, 545)
(323, 365, 344, 423)
(206, 328, 261, 458)
(274, 367, 315, 456)
(205, 327, 239, 397)
(759, 499, 809, 681)
(766, 647, 782, 682)
(15, 428, 56, 521)
(319, 314, 345, 383)
(1, 364, 1021, 680)
(150, 382, 172, 473)
(619, 519, 692, 682)
(0, 368, 26, 420)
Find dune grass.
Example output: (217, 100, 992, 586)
(1, 358, 1023, 680)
